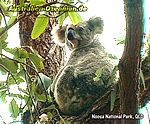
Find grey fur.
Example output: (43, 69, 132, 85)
(50, 17, 114, 115)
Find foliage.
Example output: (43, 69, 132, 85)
(31, 14, 49, 39)
(114, 34, 125, 45)
(0, 0, 87, 123)
(31, 0, 85, 39)
(0, 0, 149, 123)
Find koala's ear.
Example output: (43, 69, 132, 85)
(51, 26, 66, 46)
(87, 17, 104, 34)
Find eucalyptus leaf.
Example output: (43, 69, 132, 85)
(93, 76, 100, 82)
(8, 16, 17, 25)
(0, 40, 8, 54)
(0, 58, 18, 73)
(93, 68, 103, 81)
(8, 75, 25, 85)
(95, 68, 102, 77)
(0, 65, 7, 74)
(37, 94, 46, 102)
(0, 14, 2, 25)
(9, 98, 19, 118)
(31, 14, 49, 39)
(14, 48, 29, 59)
(30, 0, 45, 5)
(9, 93, 23, 99)
(29, 53, 44, 71)
(108, 54, 118, 59)
(64, 120, 72, 124)
(63, 0, 74, 4)
(110, 85, 117, 111)
(38, 73, 52, 90)
(5, 48, 29, 60)
(0, 90, 7, 103)
(140, 69, 146, 90)
(0, 1, 8, 16)
(68, 12, 83, 25)
(0, 27, 8, 41)
(57, 12, 68, 26)
(19, 0, 25, 5)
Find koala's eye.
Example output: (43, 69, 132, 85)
(77, 26, 84, 32)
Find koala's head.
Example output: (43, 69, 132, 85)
(52, 17, 103, 50)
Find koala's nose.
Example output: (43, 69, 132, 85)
(67, 29, 75, 40)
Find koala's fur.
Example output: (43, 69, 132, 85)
(50, 17, 115, 115)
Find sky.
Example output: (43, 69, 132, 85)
(0, 0, 150, 123)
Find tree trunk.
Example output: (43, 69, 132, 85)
(18, 1, 64, 123)
(19, 11, 64, 80)
(118, 0, 144, 124)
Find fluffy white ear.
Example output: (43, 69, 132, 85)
(51, 25, 66, 46)
(87, 17, 104, 35)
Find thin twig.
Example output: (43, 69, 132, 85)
(0, 8, 7, 26)
(0, 115, 6, 124)
(41, 1, 78, 9)
(23, 67, 40, 117)
(0, 64, 24, 115)
(0, 1, 79, 37)
(0, 13, 32, 37)
(0, 53, 49, 100)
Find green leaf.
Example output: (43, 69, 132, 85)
(8, 16, 17, 25)
(140, 69, 146, 90)
(63, 0, 74, 4)
(9, 98, 20, 118)
(23, 95, 29, 103)
(8, 75, 25, 85)
(0, 66, 7, 74)
(9, 93, 23, 99)
(115, 35, 125, 45)
(47, 112, 53, 120)
(0, 58, 18, 73)
(5, 48, 29, 60)
(19, 0, 25, 5)
(116, 40, 125, 45)
(38, 73, 52, 90)
(95, 68, 102, 77)
(0, 1, 8, 16)
(68, 12, 83, 25)
(29, 53, 44, 71)
(0, 27, 8, 41)
(48, 105, 56, 110)
(31, 14, 49, 39)
(31, 82, 36, 94)
(30, 0, 46, 5)
(64, 120, 72, 124)
(14, 48, 28, 59)
(108, 54, 118, 59)
(93, 77, 100, 82)
(57, 12, 68, 26)
(0, 40, 8, 54)
(110, 85, 117, 111)
(0, 14, 2, 25)
(37, 94, 46, 102)
(17, 69, 26, 79)
(93, 68, 103, 81)
(0, 90, 7, 103)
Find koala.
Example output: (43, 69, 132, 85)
(50, 17, 115, 115)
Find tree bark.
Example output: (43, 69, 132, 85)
(19, 11, 64, 80)
(118, 0, 144, 124)
(18, 1, 65, 123)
